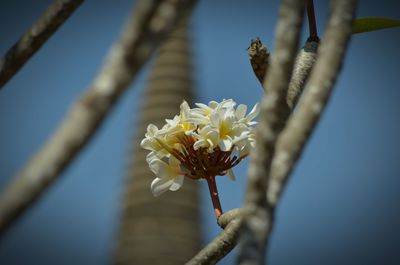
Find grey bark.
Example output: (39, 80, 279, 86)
(186, 209, 244, 265)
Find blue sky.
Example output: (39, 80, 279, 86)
(1, 1, 400, 264)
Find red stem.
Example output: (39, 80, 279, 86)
(206, 176, 223, 219)
(307, 0, 318, 40)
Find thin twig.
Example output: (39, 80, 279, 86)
(0, 0, 84, 89)
(268, 0, 357, 208)
(0, 0, 197, 236)
(238, 1, 307, 264)
(306, 0, 318, 40)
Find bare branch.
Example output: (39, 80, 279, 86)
(218, 208, 244, 228)
(268, 0, 357, 207)
(185, 209, 244, 265)
(0, 0, 197, 236)
(0, 0, 84, 89)
(238, 0, 306, 264)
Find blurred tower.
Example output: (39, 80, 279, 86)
(113, 16, 201, 265)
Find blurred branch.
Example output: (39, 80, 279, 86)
(0, 0, 197, 236)
(0, 0, 84, 89)
(268, 0, 356, 208)
(185, 209, 244, 265)
(238, 0, 306, 264)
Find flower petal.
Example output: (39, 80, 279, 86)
(151, 156, 183, 179)
(210, 111, 220, 127)
(226, 169, 236, 181)
(151, 177, 174, 197)
(206, 130, 219, 145)
(147, 124, 159, 135)
(235, 104, 247, 120)
(149, 159, 165, 175)
(246, 103, 260, 122)
(168, 156, 181, 169)
(195, 102, 211, 110)
(146, 152, 159, 165)
(140, 138, 153, 150)
(169, 175, 184, 191)
(208, 101, 219, 108)
(219, 137, 233, 151)
(193, 139, 205, 150)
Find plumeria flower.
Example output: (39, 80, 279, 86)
(141, 99, 259, 219)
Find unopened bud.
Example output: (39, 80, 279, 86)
(248, 37, 270, 85)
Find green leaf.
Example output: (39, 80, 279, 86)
(353, 17, 400, 34)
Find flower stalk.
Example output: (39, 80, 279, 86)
(205, 176, 223, 219)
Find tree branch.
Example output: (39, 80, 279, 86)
(0, 0, 84, 89)
(185, 209, 244, 265)
(0, 0, 197, 236)
(268, 0, 357, 208)
(238, 0, 306, 264)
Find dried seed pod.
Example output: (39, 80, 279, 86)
(286, 39, 319, 109)
(248, 37, 270, 85)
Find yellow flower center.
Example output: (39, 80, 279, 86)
(219, 121, 231, 139)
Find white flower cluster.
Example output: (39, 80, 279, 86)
(141, 99, 259, 197)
